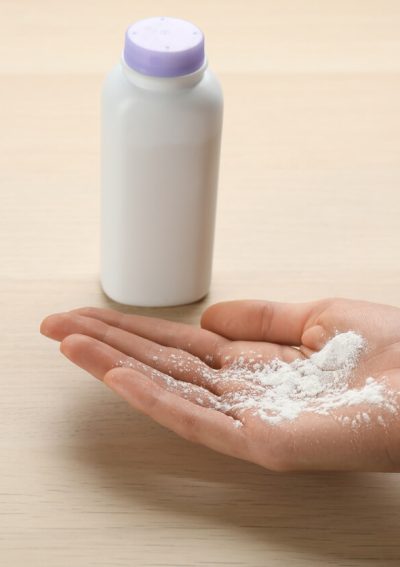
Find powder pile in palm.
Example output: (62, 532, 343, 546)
(213, 331, 398, 427)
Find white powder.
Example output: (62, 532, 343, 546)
(213, 331, 398, 427)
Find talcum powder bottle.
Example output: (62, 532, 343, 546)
(101, 16, 223, 306)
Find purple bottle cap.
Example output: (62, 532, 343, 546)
(123, 16, 205, 78)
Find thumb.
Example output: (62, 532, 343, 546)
(201, 299, 324, 345)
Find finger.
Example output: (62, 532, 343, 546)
(60, 333, 219, 408)
(301, 324, 330, 352)
(218, 340, 303, 366)
(68, 306, 229, 367)
(42, 313, 224, 394)
(201, 299, 327, 346)
(65, 308, 301, 365)
(104, 367, 247, 459)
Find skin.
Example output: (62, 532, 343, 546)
(40, 298, 400, 472)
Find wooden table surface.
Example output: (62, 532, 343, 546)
(2, 1, 400, 565)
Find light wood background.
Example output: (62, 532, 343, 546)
(2, 1, 400, 565)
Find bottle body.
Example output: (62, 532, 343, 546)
(101, 59, 223, 306)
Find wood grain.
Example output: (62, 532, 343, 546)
(1, 1, 400, 565)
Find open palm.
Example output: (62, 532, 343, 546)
(40, 298, 400, 472)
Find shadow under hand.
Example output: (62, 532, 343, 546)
(66, 389, 400, 564)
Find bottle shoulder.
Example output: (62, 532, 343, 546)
(101, 63, 223, 110)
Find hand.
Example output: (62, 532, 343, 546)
(40, 298, 400, 472)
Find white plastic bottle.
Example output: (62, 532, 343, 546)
(101, 16, 223, 306)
